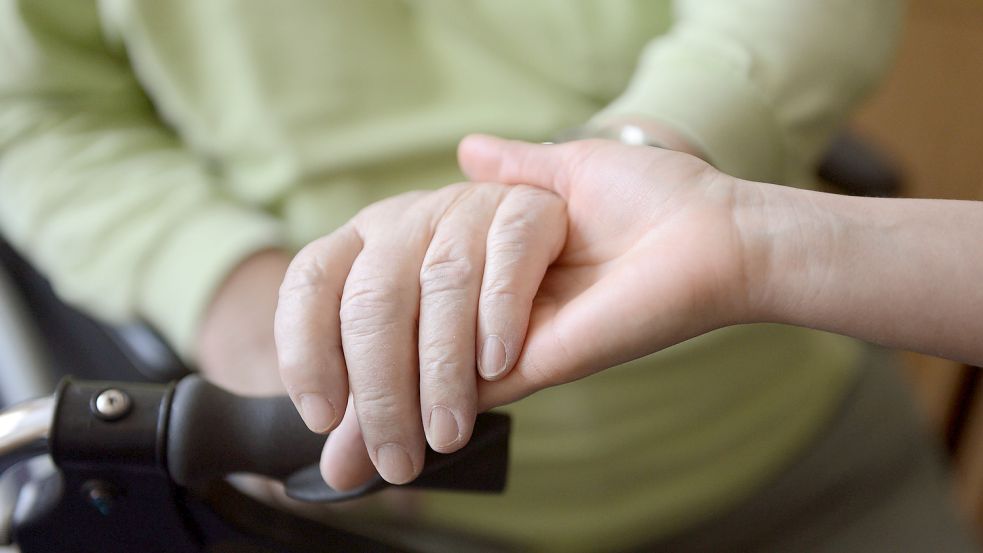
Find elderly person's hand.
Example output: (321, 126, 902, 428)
(275, 182, 567, 487)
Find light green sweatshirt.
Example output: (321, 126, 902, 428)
(0, 1, 903, 550)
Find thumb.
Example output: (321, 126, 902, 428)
(457, 134, 573, 198)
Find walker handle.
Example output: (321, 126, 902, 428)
(166, 375, 510, 501)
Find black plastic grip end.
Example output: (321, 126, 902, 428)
(166, 376, 511, 502)
(166, 376, 325, 487)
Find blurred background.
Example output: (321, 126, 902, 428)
(848, 0, 983, 534)
(0, 1, 981, 550)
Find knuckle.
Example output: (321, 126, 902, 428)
(485, 218, 542, 266)
(486, 230, 528, 265)
(419, 351, 477, 406)
(356, 190, 430, 222)
(418, 331, 461, 356)
(420, 246, 477, 294)
(438, 181, 477, 197)
(341, 276, 401, 310)
(276, 353, 306, 382)
(480, 282, 521, 304)
(277, 343, 344, 384)
(496, 189, 561, 235)
(279, 369, 315, 398)
(341, 312, 398, 342)
(419, 354, 465, 387)
(509, 183, 556, 202)
(496, 207, 539, 236)
(279, 246, 326, 300)
(352, 390, 405, 428)
(339, 278, 405, 335)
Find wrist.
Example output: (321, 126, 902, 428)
(731, 181, 846, 327)
(564, 116, 705, 158)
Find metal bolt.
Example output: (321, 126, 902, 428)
(92, 389, 132, 421)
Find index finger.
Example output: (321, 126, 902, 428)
(275, 224, 363, 434)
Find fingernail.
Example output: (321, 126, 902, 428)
(479, 335, 507, 380)
(299, 393, 337, 433)
(375, 443, 416, 485)
(428, 405, 461, 450)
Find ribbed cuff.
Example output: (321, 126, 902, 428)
(592, 36, 787, 183)
(136, 203, 284, 361)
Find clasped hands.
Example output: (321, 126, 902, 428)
(275, 136, 759, 489)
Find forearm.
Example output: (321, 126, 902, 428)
(196, 249, 292, 396)
(1, 2, 286, 357)
(743, 182, 983, 365)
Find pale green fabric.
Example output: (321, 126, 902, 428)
(0, 1, 903, 550)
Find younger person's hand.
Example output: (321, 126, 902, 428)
(458, 136, 759, 408)
(461, 134, 983, 391)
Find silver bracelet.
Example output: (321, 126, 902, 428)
(553, 123, 668, 149)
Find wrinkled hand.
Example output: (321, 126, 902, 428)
(275, 182, 566, 488)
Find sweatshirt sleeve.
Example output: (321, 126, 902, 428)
(593, 0, 906, 184)
(0, 1, 284, 359)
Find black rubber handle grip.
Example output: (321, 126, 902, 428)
(167, 375, 324, 487)
(165, 376, 511, 501)
(284, 411, 511, 502)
